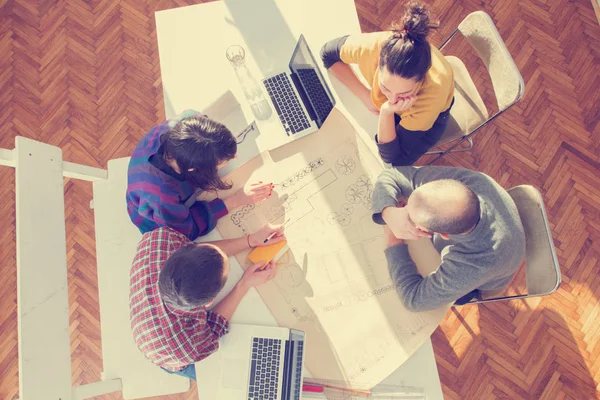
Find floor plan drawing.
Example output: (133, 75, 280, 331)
(213, 110, 450, 388)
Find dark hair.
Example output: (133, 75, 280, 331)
(158, 244, 227, 311)
(159, 116, 237, 191)
(379, 1, 438, 81)
(411, 180, 480, 235)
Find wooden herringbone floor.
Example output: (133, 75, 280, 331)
(1, 0, 599, 399)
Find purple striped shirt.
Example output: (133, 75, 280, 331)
(126, 110, 228, 240)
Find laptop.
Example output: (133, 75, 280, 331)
(262, 34, 336, 140)
(195, 323, 306, 400)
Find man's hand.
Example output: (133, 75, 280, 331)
(380, 95, 417, 116)
(248, 224, 286, 247)
(382, 206, 432, 240)
(227, 182, 274, 210)
(239, 261, 277, 289)
(384, 225, 405, 247)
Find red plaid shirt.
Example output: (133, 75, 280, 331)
(129, 227, 229, 372)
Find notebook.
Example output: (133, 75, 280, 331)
(248, 241, 289, 266)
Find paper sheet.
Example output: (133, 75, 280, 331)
(215, 110, 450, 388)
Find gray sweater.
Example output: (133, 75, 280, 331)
(372, 166, 525, 312)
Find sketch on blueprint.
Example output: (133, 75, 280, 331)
(214, 110, 450, 388)
(335, 155, 356, 175)
(271, 252, 314, 305)
(277, 157, 325, 189)
(327, 212, 351, 226)
(228, 157, 343, 236)
(341, 203, 354, 215)
(394, 315, 428, 343)
(345, 174, 374, 209)
(230, 204, 255, 225)
(327, 202, 359, 227)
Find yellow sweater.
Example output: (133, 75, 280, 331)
(340, 31, 454, 131)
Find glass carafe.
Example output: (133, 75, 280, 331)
(226, 45, 272, 121)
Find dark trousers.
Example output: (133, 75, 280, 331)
(454, 289, 480, 305)
(376, 98, 454, 166)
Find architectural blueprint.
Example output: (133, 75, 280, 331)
(214, 110, 450, 388)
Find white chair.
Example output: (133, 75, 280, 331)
(0, 91, 250, 399)
(425, 11, 525, 164)
(1, 139, 190, 400)
(470, 185, 561, 304)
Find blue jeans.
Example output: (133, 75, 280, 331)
(162, 364, 196, 380)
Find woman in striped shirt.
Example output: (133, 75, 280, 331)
(127, 111, 272, 240)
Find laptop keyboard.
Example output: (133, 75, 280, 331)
(292, 341, 304, 400)
(249, 337, 282, 400)
(296, 68, 334, 124)
(263, 73, 310, 135)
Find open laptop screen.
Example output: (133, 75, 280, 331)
(281, 329, 305, 400)
(289, 35, 336, 128)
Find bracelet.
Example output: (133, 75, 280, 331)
(247, 234, 252, 248)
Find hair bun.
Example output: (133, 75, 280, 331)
(400, 1, 436, 42)
(390, 28, 419, 43)
(381, 1, 438, 81)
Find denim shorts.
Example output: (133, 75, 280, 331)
(161, 364, 196, 380)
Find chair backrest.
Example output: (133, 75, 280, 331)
(437, 55, 489, 145)
(458, 11, 525, 111)
(508, 185, 561, 296)
(435, 11, 524, 147)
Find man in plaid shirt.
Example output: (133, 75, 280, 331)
(129, 223, 285, 380)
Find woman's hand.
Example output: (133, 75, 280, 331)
(359, 88, 380, 115)
(226, 181, 274, 210)
(380, 95, 417, 116)
(248, 224, 286, 247)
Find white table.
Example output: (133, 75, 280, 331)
(155, 1, 443, 398)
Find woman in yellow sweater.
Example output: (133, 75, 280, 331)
(321, 2, 454, 166)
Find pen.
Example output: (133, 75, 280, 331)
(263, 218, 290, 243)
(303, 381, 371, 396)
(263, 231, 277, 244)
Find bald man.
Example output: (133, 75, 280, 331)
(372, 166, 525, 311)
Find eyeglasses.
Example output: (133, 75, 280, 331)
(236, 122, 257, 145)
